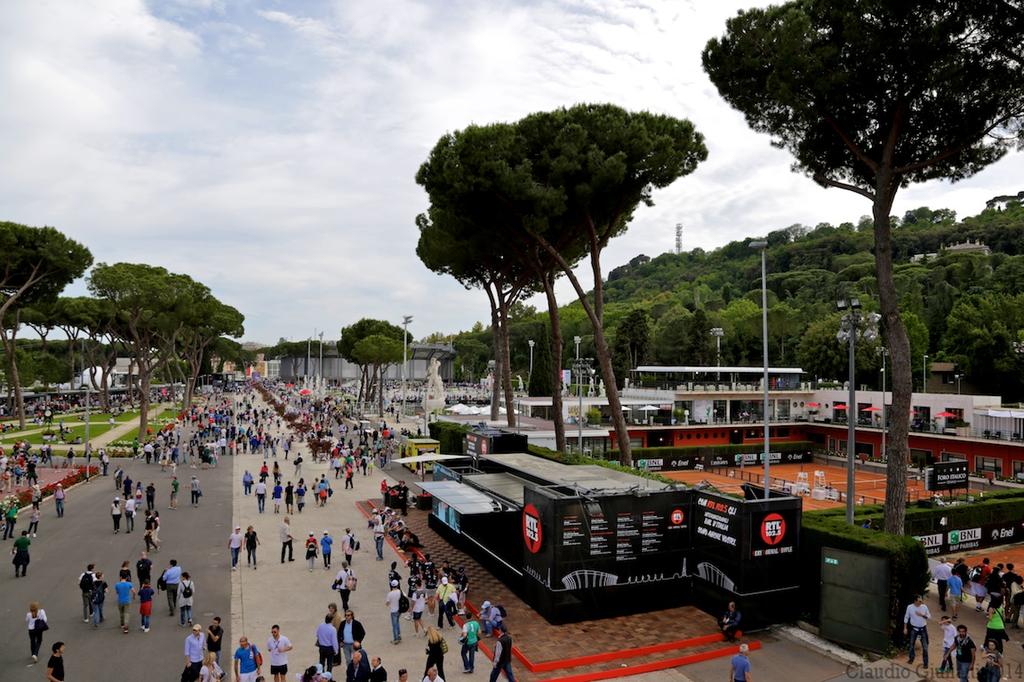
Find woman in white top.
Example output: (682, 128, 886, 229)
(199, 650, 223, 681)
(111, 498, 123, 534)
(26, 601, 47, 662)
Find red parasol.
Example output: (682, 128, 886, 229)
(934, 411, 958, 418)
(299, 388, 312, 396)
(833, 404, 847, 410)
(806, 402, 820, 408)
(863, 406, 882, 412)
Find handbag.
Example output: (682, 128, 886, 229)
(33, 619, 49, 632)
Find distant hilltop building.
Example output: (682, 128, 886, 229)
(910, 238, 990, 263)
(986, 191, 1024, 210)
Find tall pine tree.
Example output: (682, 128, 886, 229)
(529, 322, 554, 397)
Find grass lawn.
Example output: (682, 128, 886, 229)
(4, 421, 117, 446)
(154, 408, 182, 422)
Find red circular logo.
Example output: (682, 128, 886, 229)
(760, 513, 786, 545)
(670, 508, 685, 525)
(523, 503, 542, 554)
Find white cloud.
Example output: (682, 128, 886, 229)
(1, 0, 1022, 344)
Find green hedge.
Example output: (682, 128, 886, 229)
(621, 441, 817, 459)
(811, 488, 1024, 536)
(428, 421, 470, 455)
(525, 444, 680, 485)
(801, 512, 930, 645)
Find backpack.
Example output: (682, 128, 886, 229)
(398, 593, 410, 613)
(79, 572, 94, 593)
(970, 566, 984, 582)
(496, 604, 508, 617)
(181, 582, 193, 599)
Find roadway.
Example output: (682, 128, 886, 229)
(0, 449, 233, 680)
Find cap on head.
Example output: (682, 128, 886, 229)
(391, 580, 399, 586)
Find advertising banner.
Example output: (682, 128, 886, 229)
(925, 461, 970, 491)
(691, 491, 801, 596)
(637, 450, 810, 472)
(522, 487, 691, 593)
(914, 520, 1024, 557)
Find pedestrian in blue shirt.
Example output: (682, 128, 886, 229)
(321, 531, 334, 569)
(115, 577, 135, 633)
(730, 643, 752, 682)
(233, 636, 262, 682)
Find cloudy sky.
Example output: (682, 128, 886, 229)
(2, 0, 1022, 344)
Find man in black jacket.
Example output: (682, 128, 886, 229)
(369, 656, 387, 682)
(339, 610, 366, 668)
(489, 626, 515, 682)
(347, 650, 370, 682)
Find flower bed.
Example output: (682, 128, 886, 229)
(0, 465, 99, 512)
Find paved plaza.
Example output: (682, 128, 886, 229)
(0, 393, 909, 682)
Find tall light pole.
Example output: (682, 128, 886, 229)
(573, 357, 592, 454)
(838, 298, 862, 524)
(81, 339, 91, 480)
(306, 334, 312, 380)
(527, 339, 535, 387)
(710, 327, 724, 382)
(880, 347, 888, 463)
(750, 240, 770, 498)
(922, 354, 929, 393)
(955, 372, 962, 395)
(318, 331, 324, 383)
(402, 315, 413, 419)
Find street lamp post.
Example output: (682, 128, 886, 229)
(838, 298, 862, 525)
(572, 357, 593, 455)
(318, 331, 324, 384)
(710, 327, 724, 383)
(527, 339, 535, 387)
(922, 354, 929, 393)
(955, 373, 962, 395)
(82, 339, 91, 480)
(306, 333, 312, 381)
(749, 240, 770, 498)
(402, 315, 413, 419)
(880, 347, 888, 463)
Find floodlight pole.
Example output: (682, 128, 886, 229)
(838, 298, 861, 524)
(750, 241, 770, 497)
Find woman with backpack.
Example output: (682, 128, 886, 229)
(178, 572, 196, 626)
(91, 571, 108, 627)
(305, 533, 319, 572)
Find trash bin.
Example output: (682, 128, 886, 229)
(416, 492, 432, 510)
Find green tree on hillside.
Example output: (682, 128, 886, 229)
(704, 1, 1024, 533)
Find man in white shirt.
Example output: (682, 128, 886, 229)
(267, 624, 293, 682)
(932, 557, 953, 612)
(904, 595, 931, 668)
(124, 496, 136, 533)
(229, 526, 243, 570)
(385, 580, 403, 644)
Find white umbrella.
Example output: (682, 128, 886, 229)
(640, 405, 661, 412)
(447, 403, 470, 414)
(392, 453, 469, 464)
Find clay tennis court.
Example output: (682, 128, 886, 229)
(662, 461, 930, 511)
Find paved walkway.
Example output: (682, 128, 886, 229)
(232, 394, 499, 682)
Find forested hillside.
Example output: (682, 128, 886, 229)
(447, 202, 1024, 402)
